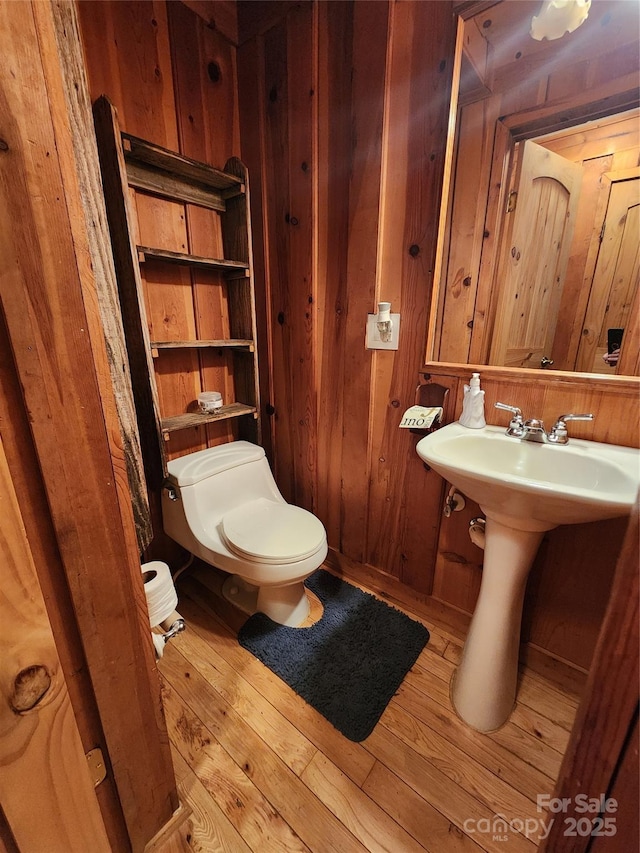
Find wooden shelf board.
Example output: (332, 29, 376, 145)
(126, 163, 226, 212)
(122, 133, 243, 193)
(137, 246, 248, 272)
(151, 339, 254, 351)
(161, 404, 257, 436)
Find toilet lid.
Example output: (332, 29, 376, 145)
(221, 498, 326, 564)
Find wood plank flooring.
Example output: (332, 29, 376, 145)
(156, 569, 583, 852)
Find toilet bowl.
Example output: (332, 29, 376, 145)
(161, 440, 328, 626)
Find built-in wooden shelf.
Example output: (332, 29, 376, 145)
(137, 246, 248, 273)
(161, 403, 257, 438)
(151, 339, 254, 353)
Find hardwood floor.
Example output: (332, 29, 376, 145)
(156, 567, 583, 852)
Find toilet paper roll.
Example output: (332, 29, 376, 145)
(141, 561, 178, 628)
(159, 609, 182, 633)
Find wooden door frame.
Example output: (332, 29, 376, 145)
(0, 2, 177, 850)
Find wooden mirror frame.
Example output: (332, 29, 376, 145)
(425, 2, 640, 386)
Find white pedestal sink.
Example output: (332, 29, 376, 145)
(416, 422, 639, 732)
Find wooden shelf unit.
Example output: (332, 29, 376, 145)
(93, 96, 261, 478)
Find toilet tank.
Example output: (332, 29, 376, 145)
(166, 441, 284, 534)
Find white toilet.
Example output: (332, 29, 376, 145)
(161, 440, 328, 626)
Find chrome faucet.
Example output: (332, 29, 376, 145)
(494, 403, 593, 444)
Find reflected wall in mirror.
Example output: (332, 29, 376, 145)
(430, 0, 639, 376)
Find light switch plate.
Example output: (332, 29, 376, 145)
(366, 313, 401, 350)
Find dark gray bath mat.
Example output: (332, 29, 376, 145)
(238, 569, 430, 741)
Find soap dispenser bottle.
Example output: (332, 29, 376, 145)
(458, 372, 486, 429)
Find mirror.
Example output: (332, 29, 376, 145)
(429, 0, 639, 376)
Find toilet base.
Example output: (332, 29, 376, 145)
(222, 574, 310, 627)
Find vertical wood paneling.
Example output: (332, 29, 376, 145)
(540, 504, 638, 852)
(285, 2, 317, 511)
(238, 0, 637, 669)
(340, 0, 390, 560)
(262, 17, 296, 499)
(76, 0, 639, 695)
(81, 0, 244, 469)
(134, 195, 207, 459)
(314, 0, 352, 546)
(366, 0, 457, 580)
(168, 1, 241, 451)
(259, 6, 318, 509)
(78, 0, 178, 149)
(168, 1, 239, 166)
(238, 34, 273, 458)
(180, 0, 238, 45)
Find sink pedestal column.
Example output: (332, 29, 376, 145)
(451, 513, 547, 732)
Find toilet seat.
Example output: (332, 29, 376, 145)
(221, 498, 326, 564)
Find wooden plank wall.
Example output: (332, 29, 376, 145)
(78, 0, 243, 468)
(237, 4, 458, 581)
(78, 0, 249, 573)
(76, 0, 638, 672)
(237, 0, 640, 672)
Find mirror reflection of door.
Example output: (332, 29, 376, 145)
(489, 140, 583, 369)
(576, 173, 640, 374)
(430, 0, 639, 377)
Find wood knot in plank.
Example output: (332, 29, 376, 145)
(10, 665, 52, 712)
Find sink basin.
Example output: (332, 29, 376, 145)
(416, 422, 639, 732)
(417, 422, 638, 530)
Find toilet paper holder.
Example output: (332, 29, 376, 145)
(155, 616, 186, 655)
(151, 615, 186, 660)
(409, 381, 450, 435)
(162, 617, 186, 643)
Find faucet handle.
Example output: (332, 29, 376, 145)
(549, 413, 594, 444)
(494, 402, 524, 436)
(494, 402, 522, 416)
(555, 413, 594, 422)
